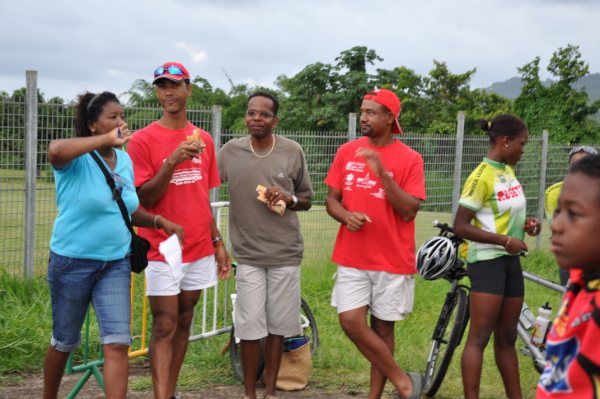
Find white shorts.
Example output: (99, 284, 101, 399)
(331, 265, 415, 321)
(234, 264, 301, 341)
(145, 254, 217, 296)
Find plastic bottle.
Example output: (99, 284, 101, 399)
(531, 302, 552, 347)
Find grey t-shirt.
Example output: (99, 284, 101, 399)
(217, 135, 314, 267)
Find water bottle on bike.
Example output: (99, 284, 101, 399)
(531, 302, 552, 348)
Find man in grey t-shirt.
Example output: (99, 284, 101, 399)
(217, 92, 313, 399)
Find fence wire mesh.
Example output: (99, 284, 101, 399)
(1, 97, 598, 276)
(0, 101, 26, 275)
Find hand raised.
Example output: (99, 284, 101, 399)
(356, 147, 385, 177)
(107, 123, 131, 147)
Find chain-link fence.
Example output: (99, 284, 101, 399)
(1, 75, 597, 277)
(0, 90, 215, 276)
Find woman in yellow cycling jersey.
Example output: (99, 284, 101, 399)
(454, 114, 541, 399)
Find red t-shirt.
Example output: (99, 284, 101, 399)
(324, 137, 426, 274)
(127, 122, 220, 263)
(536, 270, 600, 398)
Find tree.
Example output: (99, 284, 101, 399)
(514, 44, 600, 143)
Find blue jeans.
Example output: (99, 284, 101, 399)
(47, 251, 131, 352)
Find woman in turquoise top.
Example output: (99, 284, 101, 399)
(43, 92, 184, 399)
(454, 115, 541, 399)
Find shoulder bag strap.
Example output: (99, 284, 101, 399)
(89, 151, 137, 237)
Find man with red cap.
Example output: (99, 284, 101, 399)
(324, 88, 426, 399)
(128, 62, 231, 399)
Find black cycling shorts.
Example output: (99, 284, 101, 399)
(467, 255, 524, 297)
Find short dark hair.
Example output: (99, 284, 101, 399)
(248, 92, 279, 115)
(74, 91, 120, 137)
(569, 154, 600, 180)
(478, 114, 527, 144)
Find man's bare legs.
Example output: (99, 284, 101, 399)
(149, 290, 200, 399)
(241, 334, 284, 399)
(368, 315, 396, 399)
(339, 306, 414, 398)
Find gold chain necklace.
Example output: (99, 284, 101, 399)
(101, 149, 115, 162)
(249, 136, 276, 158)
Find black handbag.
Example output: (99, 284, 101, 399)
(90, 151, 151, 273)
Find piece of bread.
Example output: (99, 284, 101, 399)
(186, 129, 207, 150)
(256, 185, 286, 216)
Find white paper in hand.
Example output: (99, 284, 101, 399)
(159, 234, 182, 268)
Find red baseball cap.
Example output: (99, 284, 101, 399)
(152, 62, 190, 84)
(363, 88, 403, 134)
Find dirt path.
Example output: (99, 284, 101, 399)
(0, 367, 367, 398)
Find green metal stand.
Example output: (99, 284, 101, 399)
(65, 308, 105, 398)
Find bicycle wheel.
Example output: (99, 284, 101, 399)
(423, 286, 469, 397)
(300, 298, 319, 355)
(229, 326, 265, 383)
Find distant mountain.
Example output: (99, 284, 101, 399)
(486, 73, 600, 101)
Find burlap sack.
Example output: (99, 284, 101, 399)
(276, 343, 312, 390)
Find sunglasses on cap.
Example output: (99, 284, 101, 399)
(569, 145, 598, 160)
(153, 65, 186, 78)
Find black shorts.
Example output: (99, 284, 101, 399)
(467, 255, 524, 297)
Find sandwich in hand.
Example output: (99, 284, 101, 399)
(186, 129, 207, 152)
(256, 184, 286, 216)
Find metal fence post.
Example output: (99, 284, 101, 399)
(536, 130, 549, 249)
(24, 70, 38, 278)
(347, 113, 357, 141)
(210, 105, 222, 214)
(451, 111, 466, 219)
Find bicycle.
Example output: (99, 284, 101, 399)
(227, 265, 319, 382)
(419, 220, 566, 397)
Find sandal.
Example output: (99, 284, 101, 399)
(396, 372, 423, 399)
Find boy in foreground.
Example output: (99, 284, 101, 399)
(537, 155, 600, 398)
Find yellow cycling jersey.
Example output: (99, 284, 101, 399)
(544, 181, 562, 224)
(458, 158, 526, 263)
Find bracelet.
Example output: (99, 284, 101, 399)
(153, 215, 161, 229)
(212, 236, 223, 246)
(504, 236, 512, 250)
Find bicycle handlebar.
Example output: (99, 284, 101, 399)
(432, 220, 455, 233)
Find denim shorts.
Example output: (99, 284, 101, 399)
(47, 251, 132, 352)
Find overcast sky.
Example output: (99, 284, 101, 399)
(1, 0, 599, 102)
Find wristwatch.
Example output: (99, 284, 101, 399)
(212, 236, 223, 246)
(289, 194, 298, 208)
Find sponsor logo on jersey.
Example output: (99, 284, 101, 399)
(346, 161, 365, 172)
(371, 188, 386, 199)
(344, 173, 355, 191)
(497, 184, 523, 202)
(170, 169, 203, 185)
(356, 173, 377, 189)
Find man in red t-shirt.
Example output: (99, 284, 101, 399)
(325, 89, 426, 399)
(127, 62, 231, 399)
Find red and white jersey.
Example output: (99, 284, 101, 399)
(537, 270, 600, 398)
(325, 137, 425, 274)
(127, 122, 220, 263)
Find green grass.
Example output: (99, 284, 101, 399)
(0, 249, 563, 398)
(0, 170, 562, 397)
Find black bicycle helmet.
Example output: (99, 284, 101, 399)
(417, 236, 456, 280)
